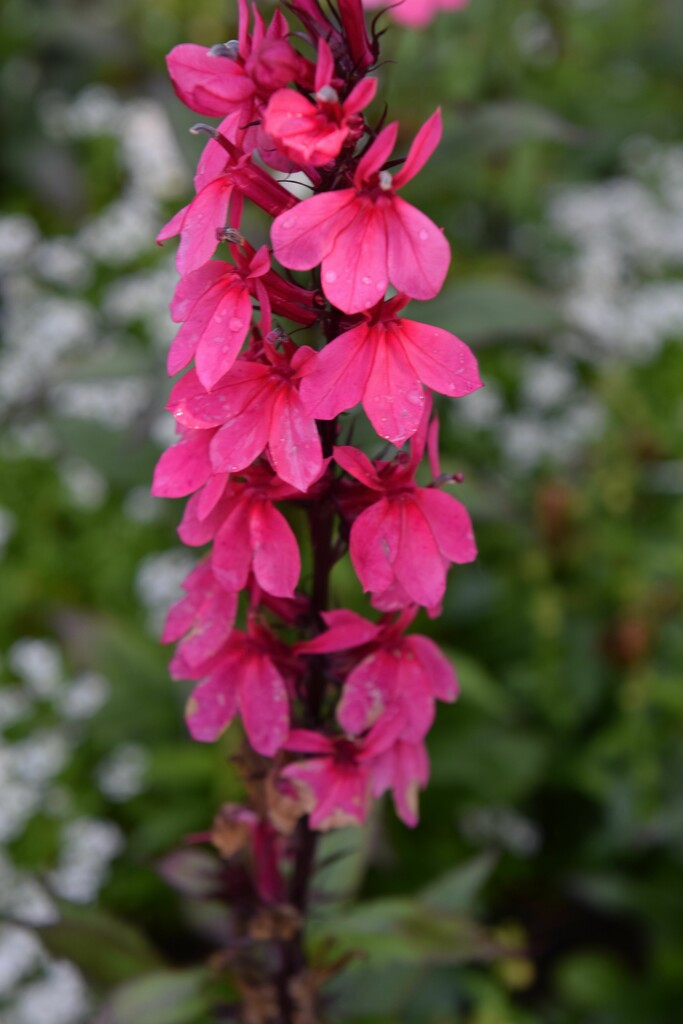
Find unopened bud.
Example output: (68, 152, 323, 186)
(267, 326, 289, 345)
(209, 40, 240, 59)
(315, 85, 339, 105)
(217, 227, 244, 244)
(189, 123, 219, 138)
(379, 169, 393, 191)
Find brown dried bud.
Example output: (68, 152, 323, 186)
(235, 979, 280, 1024)
(211, 802, 253, 858)
(248, 903, 302, 943)
(265, 767, 307, 836)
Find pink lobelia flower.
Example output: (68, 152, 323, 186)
(209, 468, 302, 599)
(166, 2, 314, 144)
(271, 109, 450, 314)
(263, 38, 377, 167)
(167, 337, 323, 493)
(363, 0, 469, 29)
(163, 560, 237, 669)
(334, 408, 477, 609)
(174, 625, 291, 757)
(299, 293, 482, 445)
(296, 607, 458, 742)
(158, 142, 297, 276)
(281, 716, 399, 830)
(155, 455, 302, 600)
(166, 246, 268, 386)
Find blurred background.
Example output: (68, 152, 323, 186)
(1, 0, 682, 1021)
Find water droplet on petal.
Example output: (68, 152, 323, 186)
(361, 276, 372, 285)
(376, 280, 386, 291)
(282, 218, 294, 228)
(229, 317, 243, 331)
(324, 270, 337, 283)
(418, 229, 429, 241)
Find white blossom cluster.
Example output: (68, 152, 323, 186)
(457, 141, 683, 473)
(549, 140, 683, 362)
(135, 549, 198, 635)
(0, 84, 188, 472)
(0, 638, 149, 1019)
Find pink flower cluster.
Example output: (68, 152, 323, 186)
(362, 0, 469, 29)
(154, 0, 481, 837)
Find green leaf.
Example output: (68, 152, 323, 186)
(36, 903, 163, 988)
(453, 100, 585, 155)
(314, 819, 374, 909)
(96, 968, 212, 1024)
(416, 276, 562, 344)
(319, 897, 496, 966)
(443, 649, 513, 718)
(420, 851, 498, 913)
(52, 418, 158, 487)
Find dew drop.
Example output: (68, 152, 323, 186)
(376, 280, 387, 291)
(324, 270, 337, 283)
(282, 218, 294, 228)
(418, 229, 429, 241)
(361, 275, 372, 285)
(229, 317, 243, 331)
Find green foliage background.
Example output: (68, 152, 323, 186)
(1, 0, 682, 1021)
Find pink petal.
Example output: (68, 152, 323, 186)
(314, 37, 335, 91)
(194, 285, 253, 389)
(406, 634, 459, 702)
(176, 177, 232, 275)
(344, 76, 378, 117)
(321, 200, 389, 314)
(337, 651, 389, 735)
(162, 561, 212, 643)
(362, 327, 425, 445)
(354, 122, 398, 187)
(271, 189, 356, 271)
(249, 499, 300, 598)
(182, 362, 269, 427)
(209, 383, 272, 473)
(299, 324, 374, 421)
(370, 579, 416, 613)
(350, 498, 400, 594)
(333, 445, 383, 490)
(212, 499, 253, 591)
(283, 729, 334, 755)
(296, 610, 381, 654)
(427, 416, 441, 479)
(392, 109, 442, 189)
(166, 44, 255, 117)
(196, 472, 230, 519)
(397, 320, 482, 397)
(385, 195, 450, 302)
(395, 656, 436, 743)
(194, 130, 232, 191)
(170, 262, 231, 323)
(247, 245, 271, 279)
(414, 487, 477, 564)
(238, 651, 289, 756)
(393, 497, 447, 607)
(185, 670, 240, 743)
(308, 768, 369, 830)
(178, 488, 233, 546)
(157, 204, 187, 245)
(268, 388, 323, 493)
(151, 430, 213, 498)
(210, 413, 270, 474)
(177, 586, 238, 668)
